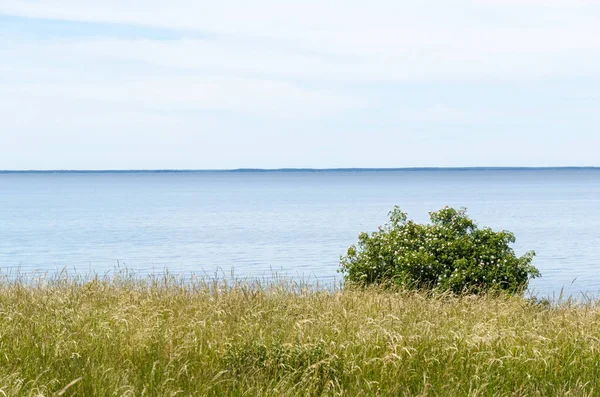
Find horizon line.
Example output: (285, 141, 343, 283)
(1, 166, 600, 173)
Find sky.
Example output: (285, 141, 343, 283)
(1, 1, 600, 170)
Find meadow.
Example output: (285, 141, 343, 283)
(0, 272, 599, 396)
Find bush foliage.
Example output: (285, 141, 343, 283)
(340, 206, 540, 294)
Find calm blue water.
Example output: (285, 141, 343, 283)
(1, 169, 599, 297)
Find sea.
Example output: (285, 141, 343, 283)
(1, 168, 599, 298)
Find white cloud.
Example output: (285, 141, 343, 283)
(3, 0, 600, 83)
(2, 0, 600, 168)
(2, 0, 598, 32)
(2, 76, 360, 117)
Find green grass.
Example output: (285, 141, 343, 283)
(0, 271, 599, 396)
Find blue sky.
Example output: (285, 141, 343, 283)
(1, 0, 600, 169)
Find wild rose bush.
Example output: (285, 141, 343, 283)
(340, 206, 540, 294)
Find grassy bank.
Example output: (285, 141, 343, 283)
(0, 273, 599, 396)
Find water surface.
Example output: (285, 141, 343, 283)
(1, 169, 599, 297)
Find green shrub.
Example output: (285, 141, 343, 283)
(340, 206, 540, 294)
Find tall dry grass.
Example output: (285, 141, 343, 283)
(0, 271, 599, 396)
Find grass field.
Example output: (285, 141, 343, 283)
(0, 271, 599, 396)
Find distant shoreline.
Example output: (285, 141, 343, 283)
(1, 167, 600, 174)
